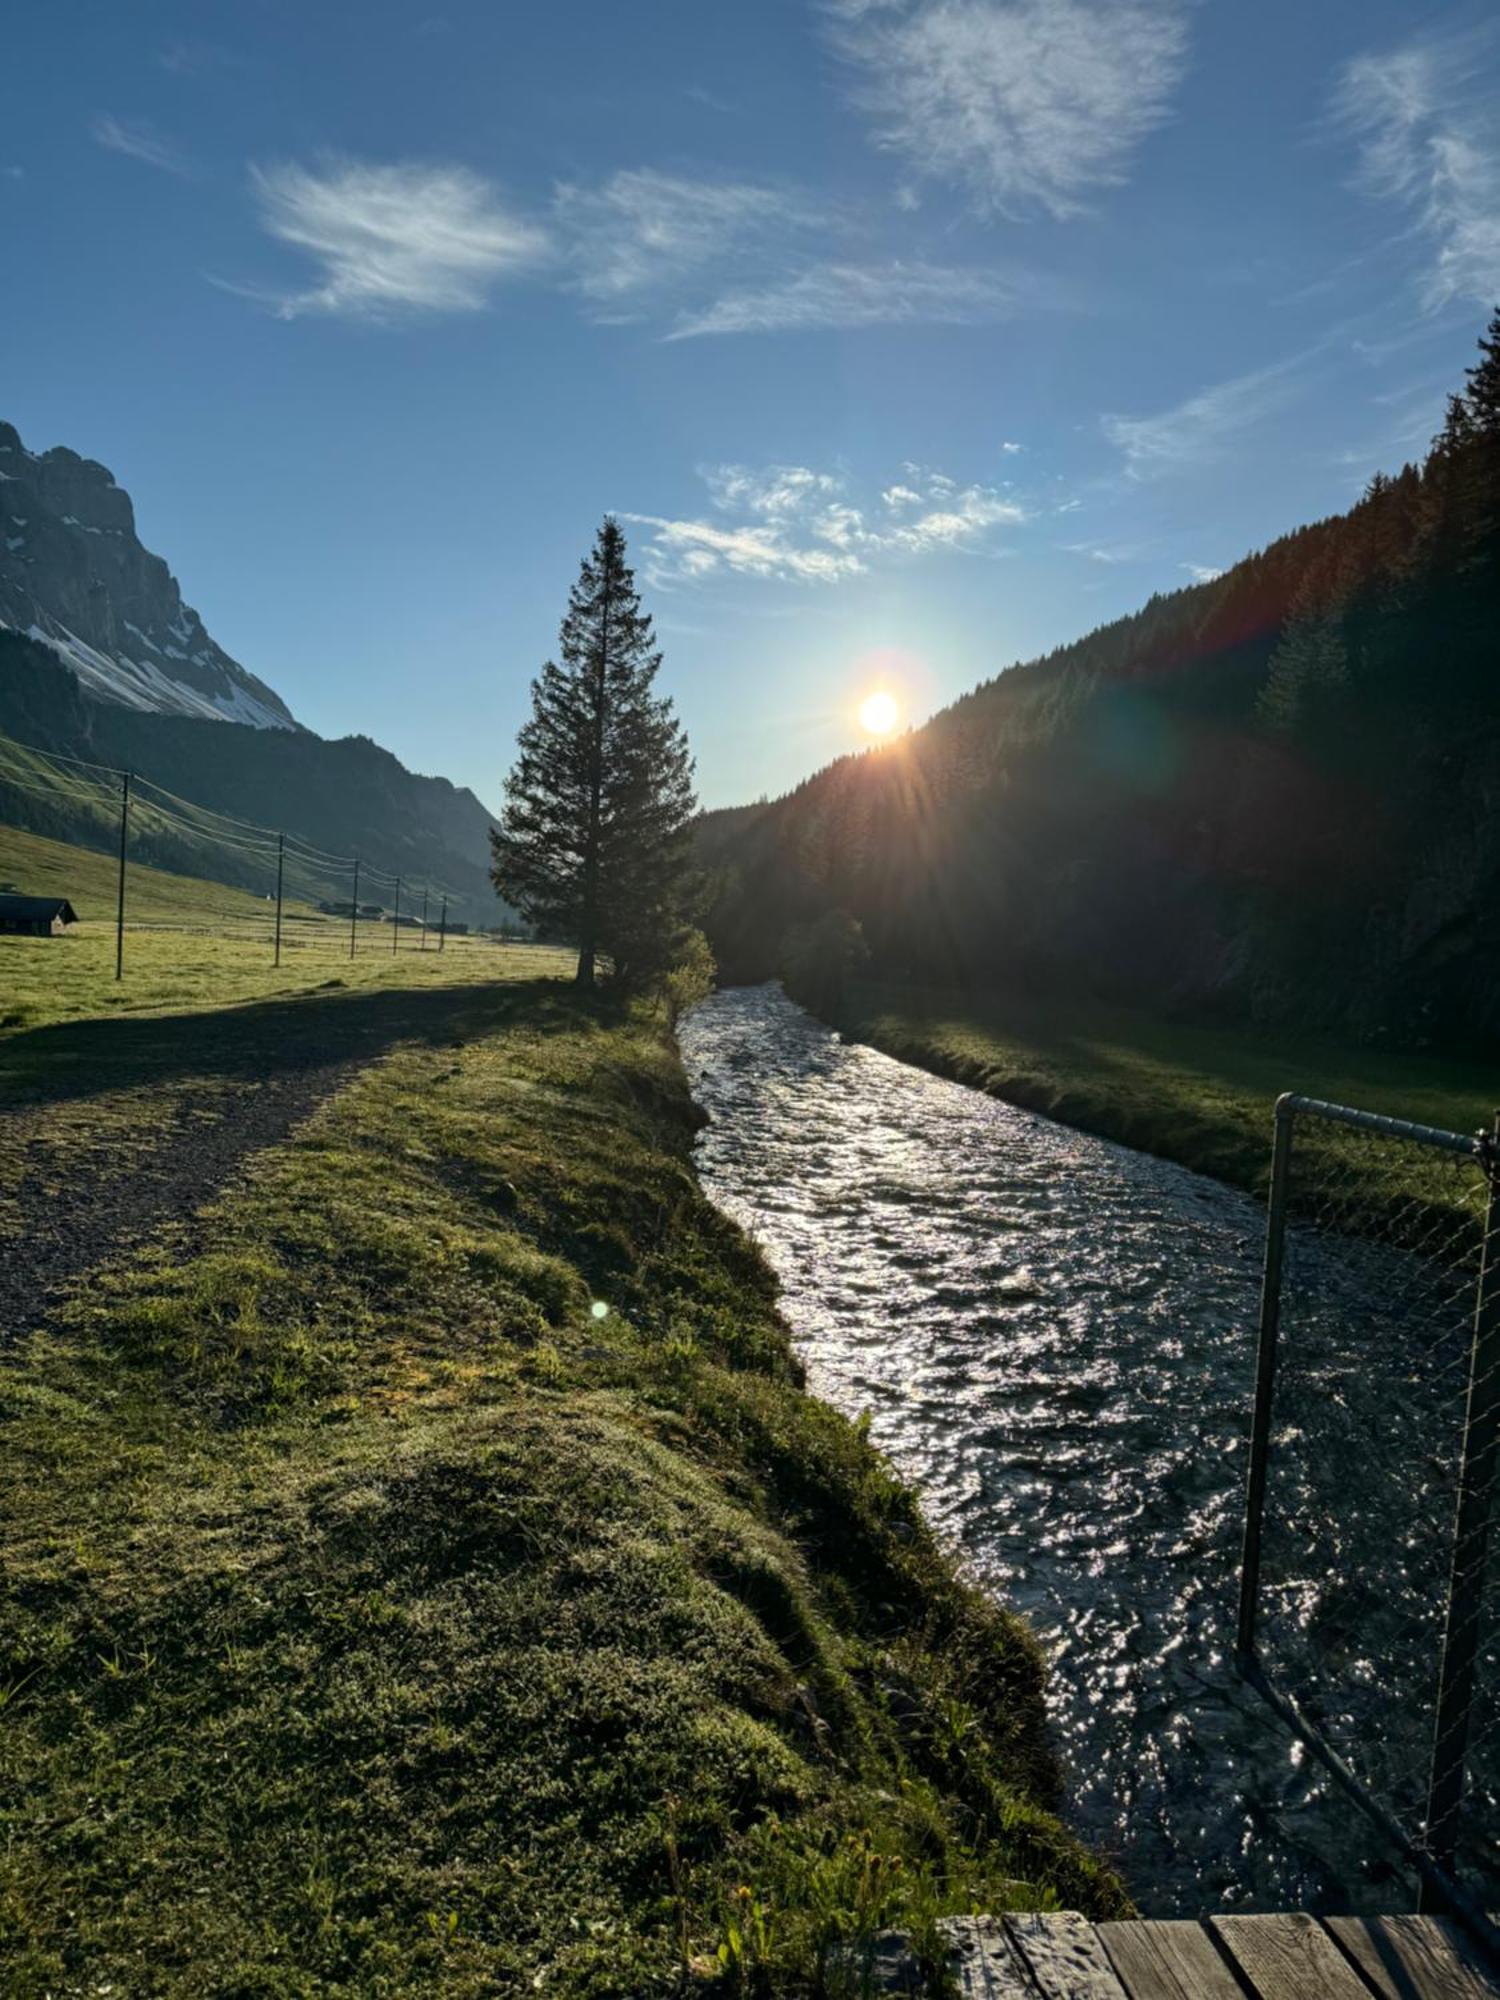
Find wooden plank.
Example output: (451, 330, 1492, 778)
(1212, 1914, 1373, 1999)
(1097, 1920, 1249, 1999)
(939, 1917, 1037, 1998)
(1005, 1913, 1130, 1997)
(1324, 1915, 1500, 2000)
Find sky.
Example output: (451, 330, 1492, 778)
(4, 0, 1499, 811)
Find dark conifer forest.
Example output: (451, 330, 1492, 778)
(699, 314, 1500, 1050)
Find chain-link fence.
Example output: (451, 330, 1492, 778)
(1238, 1093, 1499, 1933)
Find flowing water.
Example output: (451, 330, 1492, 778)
(679, 983, 1492, 1915)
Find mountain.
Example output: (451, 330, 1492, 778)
(0, 421, 509, 927)
(700, 314, 1500, 1051)
(0, 421, 295, 731)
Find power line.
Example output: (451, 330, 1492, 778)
(0, 722, 473, 927)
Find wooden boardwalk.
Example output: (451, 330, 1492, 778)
(884, 1911, 1500, 1997)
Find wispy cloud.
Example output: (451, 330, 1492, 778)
(1332, 25, 1500, 309)
(554, 169, 825, 311)
(244, 158, 548, 319)
(670, 258, 1044, 337)
(1181, 562, 1224, 583)
(622, 514, 867, 585)
(91, 114, 188, 176)
(231, 153, 1058, 339)
(1102, 355, 1313, 477)
(158, 38, 237, 77)
(1065, 540, 1144, 565)
(825, 0, 1190, 218)
(627, 460, 1025, 586)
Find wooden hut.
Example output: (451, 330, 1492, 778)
(0, 895, 79, 937)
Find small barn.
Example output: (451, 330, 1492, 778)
(0, 895, 79, 937)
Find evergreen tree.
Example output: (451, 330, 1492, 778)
(492, 519, 697, 989)
(1463, 306, 1500, 434)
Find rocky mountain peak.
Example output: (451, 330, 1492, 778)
(0, 421, 297, 731)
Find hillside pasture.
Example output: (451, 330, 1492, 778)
(0, 822, 568, 1038)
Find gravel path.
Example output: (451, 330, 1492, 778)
(0, 980, 489, 1344)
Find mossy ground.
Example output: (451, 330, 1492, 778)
(0, 978, 1123, 1996)
(851, 981, 1498, 1236)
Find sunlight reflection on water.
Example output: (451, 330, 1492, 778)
(679, 982, 1420, 1916)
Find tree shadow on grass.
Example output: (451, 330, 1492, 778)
(0, 976, 595, 1114)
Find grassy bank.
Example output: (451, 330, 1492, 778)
(0, 980, 1122, 1995)
(849, 982, 1497, 1231)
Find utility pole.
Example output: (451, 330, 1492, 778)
(438, 894, 448, 953)
(350, 859, 360, 959)
(114, 770, 131, 981)
(392, 875, 401, 954)
(273, 832, 285, 967)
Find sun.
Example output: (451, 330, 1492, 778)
(859, 689, 901, 737)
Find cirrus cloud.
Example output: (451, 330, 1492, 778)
(92, 114, 189, 176)
(668, 257, 1047, 336)
(555, 168, 827, 311)
(825, 0, 1190, 219)
(244, 158, 548, 319)
(1332, 25, 1500, 310)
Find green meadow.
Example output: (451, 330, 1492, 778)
(0, 823, 569, 1038)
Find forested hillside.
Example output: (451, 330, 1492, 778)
(701, 315, 1500, 1050)
(0, 631, 507, 926)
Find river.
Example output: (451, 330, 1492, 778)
(679, 982, 1494, 1915)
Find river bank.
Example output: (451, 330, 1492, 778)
(845, 980, 1496, 1226)
(0, 979, 1122, 1996)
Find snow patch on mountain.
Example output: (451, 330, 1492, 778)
(24, 618, 293, 731)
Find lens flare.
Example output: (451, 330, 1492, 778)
(859, 690, 900, 736)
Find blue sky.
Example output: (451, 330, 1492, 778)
(4, 1, 1499, 809)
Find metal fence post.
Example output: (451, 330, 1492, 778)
(273, 832, 285, 967)
(114, 769, 131, 981)
(350, 859, 360, 959)
(392, 875, 401, 954)
(1422, 1115, 1500, 1901)
(1238, 1093, 1298, 1664)
(438, 894, 447, 953)
(420, 886, 429, 951)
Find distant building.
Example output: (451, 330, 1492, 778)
(444, 921, 470, 935)
(317, 901, 385, 920)
(0, 895, 78, 937)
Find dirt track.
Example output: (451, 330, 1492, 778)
(0, 980, 494, 1343)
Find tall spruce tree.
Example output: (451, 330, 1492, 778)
(492, 519, 697, 988)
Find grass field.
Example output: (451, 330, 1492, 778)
(851, 981, 1498, 1235)
(0, 973, 1122, 1993)
(0, 823, 569, 1037)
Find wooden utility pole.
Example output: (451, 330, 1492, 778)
(114, 770, 131, 981)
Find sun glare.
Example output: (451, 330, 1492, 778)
(859, 689, 900, 737)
